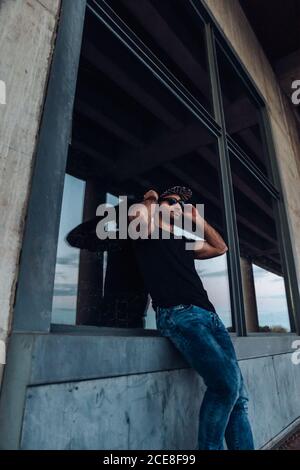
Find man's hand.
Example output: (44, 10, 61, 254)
(183, 203, 204, 233)
(128, 189, 159, 237)
(143, 189, 159, 202)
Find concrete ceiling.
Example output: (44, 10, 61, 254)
(239, 0, 300, 61)
(239, 0, 300, 122)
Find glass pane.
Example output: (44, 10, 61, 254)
(230, 153, 290, 332)
(252, 264, 290, 332)
(195, 255, 232, 329)
(51, 7, 231, 329)
(108, 0, 213, 113)
(216, 43, 269, 175)
(52, 175, 85, 324)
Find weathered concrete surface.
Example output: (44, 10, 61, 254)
(21, 370, 204, 450)
(26, 332, 300, 385)
(3, 331, 300, 449)
(19, 352, 300, 450)
(0, 0, 60, 384)
(0, 334, 34, 450)
(204, 0, 300, 286)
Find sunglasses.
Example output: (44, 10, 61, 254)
(158, 197, 185, 211)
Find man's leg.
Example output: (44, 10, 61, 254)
(157, 305, 247, 450)
(214, 323, 254, 449)
(224, 375, 254, 449)
(208, 312, 254, 449)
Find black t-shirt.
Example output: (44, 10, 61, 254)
(132, 227, 216, 313)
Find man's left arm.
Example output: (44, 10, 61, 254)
(184, 204, 228, 259)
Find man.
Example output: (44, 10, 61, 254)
(128, 186, 254, 450)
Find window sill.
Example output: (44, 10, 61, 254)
(8, 327, 299, 387)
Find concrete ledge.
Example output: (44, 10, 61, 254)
(233, 334, 298, 359)
(8, 330, 299, 386)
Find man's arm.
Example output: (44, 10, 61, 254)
(128, 189, 159, 237)
(184, 204, 228, 259)
(66, 216, 102, 251)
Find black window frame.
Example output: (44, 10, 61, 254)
(12, 0, 300, 336)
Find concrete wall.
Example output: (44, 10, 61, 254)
(204, 0, 300, 285)
(1, 331, 299, 450)
(0, 0, 61, 384)
(12, 334, 300, 450)
(21, 370, 203, 450)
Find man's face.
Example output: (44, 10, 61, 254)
(159, 193, 184, 220)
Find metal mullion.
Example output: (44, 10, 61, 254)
(12, 0, 87, 332)
(205, 23, 246, 336)
(191, 0, 265, 108)
(227, 136, 280, 200)
(214, 39, 264, 109)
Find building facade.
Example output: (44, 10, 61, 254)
(0, 0, 300, 449)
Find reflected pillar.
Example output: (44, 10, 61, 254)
(76, 180, 105, 325)
(240, 257, 259, 332)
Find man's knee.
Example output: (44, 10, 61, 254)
(233, 395, 249, 412)
(234, 379, 250, 411)
(213, 370, 242, 404)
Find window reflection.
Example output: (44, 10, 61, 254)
(216, 43, 269, 175)
(252, 264, 290, 332)
(52, 175, 85, 324)
(230, 153, 290, 332)
(108, 0, 213, 113)
(51, 6, 232, 328)
(195, 255, 232, 329)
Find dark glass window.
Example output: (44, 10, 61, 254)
(230, 153, 290, 332)
(107, 0, 213, 113)
(216, 43, 269, 175)
(51, 6, 231, 329)
(49, 1, 296, 335)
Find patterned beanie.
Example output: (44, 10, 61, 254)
(160, 185, 192, 202)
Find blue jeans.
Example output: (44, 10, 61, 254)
(155, 304, 254, 450)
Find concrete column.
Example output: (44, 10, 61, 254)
(76, 181, 106, 325)
(0, 0, 61, 387)
(240, 257, 259, 332)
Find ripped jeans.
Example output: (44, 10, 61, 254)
(155, 304, 254, 450)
